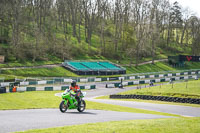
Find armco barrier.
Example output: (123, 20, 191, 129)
(8, 85, 96, 92)
(106, 75, 197, 88)
(110, 95, 200, 104)
(0, 69, 199, 87)
(47, 80, 54, 84)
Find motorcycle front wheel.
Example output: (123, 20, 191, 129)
(59, 101, 68, 113)
(77, 100, 86, 112)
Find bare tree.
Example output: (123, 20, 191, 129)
(180, 8, 192, 47)
(189, 16, 200, 55)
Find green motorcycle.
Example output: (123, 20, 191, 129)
(59, 89, 86, 113)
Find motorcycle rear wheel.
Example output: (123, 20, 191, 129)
(59, 101, 68, 113)
(77, 100, 86, 112)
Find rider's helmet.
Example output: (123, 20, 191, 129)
(71, 80, 77, 87)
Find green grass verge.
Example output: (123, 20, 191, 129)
(0, 91, 179, 117)
(0, 91, 61, 110)
(1, 62, 200, 81)
(0, 60, 62, 68)
(86, 100, 179, 117)
(118, 80, 200, 99)
(1, 67, 78, 78)
(0, 74, 25, 81)
(125, 62, 200, 74)
(17, 117, 200, 133)
(1, 61, 200, 81)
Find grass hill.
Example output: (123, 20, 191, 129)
(1, 61, 200, 81)
(1, 0, 199, 81)
(0, 15, 193, 68)
(0, 12, 198, 81)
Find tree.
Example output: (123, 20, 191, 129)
(124, 26, 136, 66)
(132, 0, 150, 67)
(180, 8, 192, 47)
(189, 16, 200, 56)
(0, 0, 199, 63)
(169, 1, 183, 44)
(149, 0, 160, 64)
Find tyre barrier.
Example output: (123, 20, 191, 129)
(8, 85, 96, 92)
(110, 95, 200, 104)
(1, 70, 199, 87)
(106, 75, 198, 88)
(0, 87, 6, 93)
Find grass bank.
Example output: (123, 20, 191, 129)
(17, 117, 200, 133)
(0, 60, 62, 68)
(2, 62, 200, 81)
(1, 67, 78, 79)
(125, 62, 200, 74)
(118, 80, 200, 99)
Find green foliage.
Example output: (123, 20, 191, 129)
(0, 19, 194, 65)
(0, 0, 199, 65)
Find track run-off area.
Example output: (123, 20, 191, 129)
(0, 85, 200, 133)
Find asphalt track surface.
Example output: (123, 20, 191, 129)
(88, 98, 200, 117)
(85, 87, 200, 117)
(0, 86, 199, 133)
(0, 109, 172, 133)
(82, 86, 200, 117)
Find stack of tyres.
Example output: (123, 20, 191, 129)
(197, 99, 200, 104)
(45, 87, 53, 91)
(26, 87, 36, 91)
(110, 94, 200, 104)
(0, 87, 6, 93)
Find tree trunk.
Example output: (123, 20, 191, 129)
(180, 23, 187, 46)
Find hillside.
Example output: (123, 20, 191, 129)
(1, 61, 200, 81)
(0, 0, 199, 67)
(0, 0, 200, 82)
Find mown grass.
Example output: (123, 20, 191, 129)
(0, 91, 179, 117)
(0, 59, 62, 68)
(2, 61, 200, 81)
(0, 91, 61, 110)
(17, 117, 200, 133)
(1, 67, 78, 78)
(86, 100, 179, 117)
(118, 80, 200, 99)
(0, 74, 25, 81)
(125, 62, 200, 74)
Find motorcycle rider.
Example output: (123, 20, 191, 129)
(70, 80, 81, 104)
